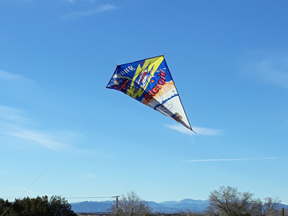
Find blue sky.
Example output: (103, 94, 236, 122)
(1, 0, 288, 205)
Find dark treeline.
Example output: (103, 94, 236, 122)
(0, 195, 77, 216)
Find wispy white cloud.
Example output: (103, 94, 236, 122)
(166, 124, 193, 135)
(166, 124, 222, 136)
(62, 4, 117, 19)
(244, 50, 288, 89)
(255, 59, 288, 89)
(82, 173, 97, 179)
(193, 127, 222, 135)
(6, 130, 66, 151)
(65, 0, 95, 3)
(0, 106, 74, 151)
(188, 157, 275, 162)
(0, 69, 32, 82)
(0, 70, 23, 79)
(0, 105, 33, 125)
(65, 0, 76, 3)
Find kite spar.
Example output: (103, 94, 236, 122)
(106, 55, 194, 132)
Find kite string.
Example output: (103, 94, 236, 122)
(1, 115, 96, 216)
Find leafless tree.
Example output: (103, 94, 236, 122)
(205, 186, 261, 216)
(111, 191, 151, 216)
(256, 197, 281, 216)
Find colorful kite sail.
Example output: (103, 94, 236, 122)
(106, 55, 194, 132)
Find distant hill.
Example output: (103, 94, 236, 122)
(71, 199, 209, 213)
(147, 199, 209, 213)
(71, 201, 112, 213)
(71, 199, 288, 214)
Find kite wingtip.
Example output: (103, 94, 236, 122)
(191, 128, 196, 134)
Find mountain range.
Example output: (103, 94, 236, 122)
(71, 199, 288, 214)
(71, 199, 209, 213)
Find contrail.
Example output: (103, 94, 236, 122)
(188, 157, 275, 162)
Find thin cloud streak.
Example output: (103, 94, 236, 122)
(82, 173, 97, 179)
(166, 124, 193, 135)
(188, 157, 275, 162)
(244, 50, 288, 89)
(0, 70, 21, 79)
(0, 106, 73, 152)
(0, 105, 96, 155)
(0, 107, 111, 158)
(0, 69, 33, 83)
(0, 105, 33, 125)
(256, 59, 288, 89)
(166, 124, 222, 136)
(193, 127, 222, 136)
(6, 130, 66, 151)
(65, 0, 76, 3)
(65, 0, 96, 3)
(62, 4, 117, 19)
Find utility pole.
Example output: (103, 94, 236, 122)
(113, 195, 120, 216)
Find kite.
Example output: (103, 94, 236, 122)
(106, 55, 194, 132)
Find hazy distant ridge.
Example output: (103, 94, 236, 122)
(71, 199, 209, 213)
(71, 199, 288, 214)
